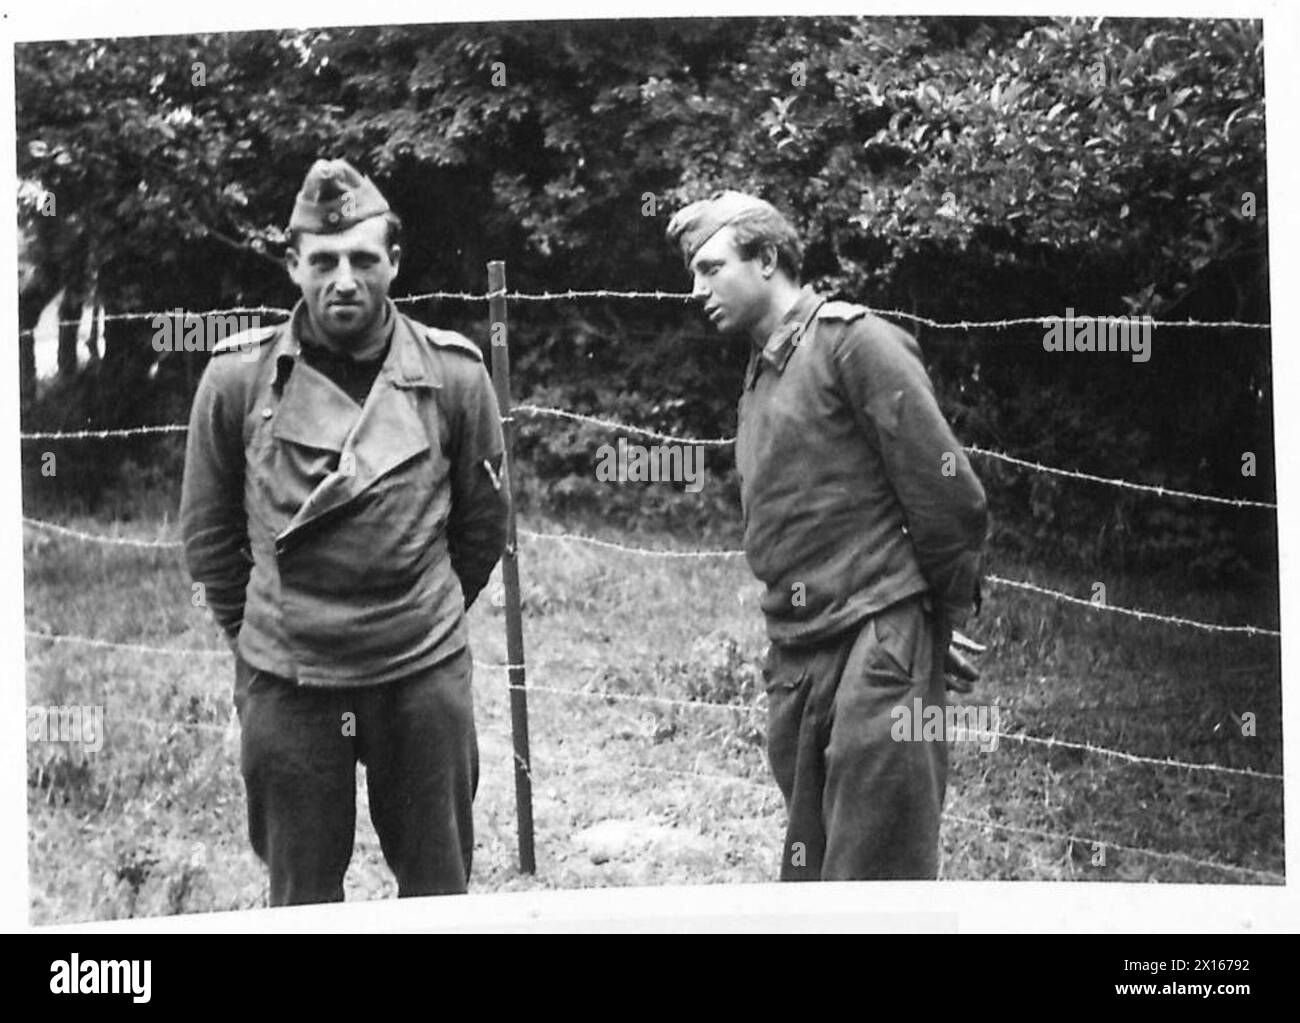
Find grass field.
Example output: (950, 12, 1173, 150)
(24, 502, 1285, 924)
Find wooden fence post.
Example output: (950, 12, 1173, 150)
(487, 260, 536, 874)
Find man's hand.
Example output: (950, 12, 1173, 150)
(944, 629, 986, 694)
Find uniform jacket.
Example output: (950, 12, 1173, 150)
(736, 287, 988, 646)
(181, 301, 508, 686)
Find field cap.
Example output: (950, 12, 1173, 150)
(666, 190, 782, 265)
(288, 158, 390, 233)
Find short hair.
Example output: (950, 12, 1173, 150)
(728, 208, 803, 282)
(286, 209, 403, 254)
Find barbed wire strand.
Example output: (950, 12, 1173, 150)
(513, 404, 736, 448)
(512, 406, 1275, 508)
(21, 424, 189, 441)
(990, 729, 1281, 781)
(965, 445, 1276, 510)
(515, 527, 1280, 636)
(26, 631, 225, 657)
(880, 311, 1272, 332)
(22, 519, 1279, 636)
(942, 812, 1283, 882)
(20, 295, 474, 337)
(493, 675, 1278, 781)
(24, 518, 182, 550)
(33, 634, 1273, 782)
(985, 574, 1281, 637)
(21, 294, 1271, 334)
(24, 409, 1272, 513)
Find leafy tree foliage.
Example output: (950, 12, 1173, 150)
(16, 17, 1273, 578)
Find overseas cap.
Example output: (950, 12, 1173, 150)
(288, 158, 390, 234)
(666, 190, 784, 265)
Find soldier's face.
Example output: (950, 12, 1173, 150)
(688, 227, 770, 336)
(286, 217, 401, 347)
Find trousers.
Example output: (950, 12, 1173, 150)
(233, 646, 478, 906)
(763, 593, 950, 880)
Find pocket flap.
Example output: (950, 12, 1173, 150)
(761, 644, 810, 692)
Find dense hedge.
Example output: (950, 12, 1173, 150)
(18, 17, 1275, 581)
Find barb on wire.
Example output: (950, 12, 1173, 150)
(513, 751, 536, 783)
(985, 575, 1280, 637)
(474, 660, 530, 673)
(943, 811, 1283, 882)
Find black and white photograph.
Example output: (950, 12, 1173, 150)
(7, 2, 1295, 933)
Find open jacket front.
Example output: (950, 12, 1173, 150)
(181, 302, 508, 686)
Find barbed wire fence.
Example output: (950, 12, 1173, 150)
(20, 282, 1282, 887)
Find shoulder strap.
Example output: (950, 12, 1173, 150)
(421, 325, 485, 363)
(815, 301, 869, 324)
(211, 324, 279, 357)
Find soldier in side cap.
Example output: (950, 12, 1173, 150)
(181, 159, 508, 904)
(667, 191, 988, 880)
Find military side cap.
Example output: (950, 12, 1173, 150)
(666, 190, 784, 265)
(289, 158, 390, 233)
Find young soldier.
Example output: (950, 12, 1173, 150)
(668, 191, 988, 879)
(182, 159, 508, 904)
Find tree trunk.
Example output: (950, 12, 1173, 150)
(18, 297, 42, 407)
(56, 284, 83, 379)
